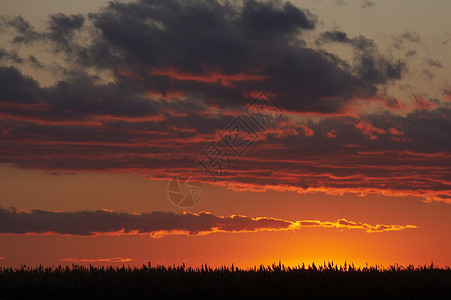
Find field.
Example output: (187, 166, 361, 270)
(1, 263, 450, 299)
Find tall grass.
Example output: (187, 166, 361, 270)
(1, 262, 450, 299)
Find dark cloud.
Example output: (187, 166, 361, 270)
(0, 207, 291, 236)
(241, 0, 315, 33)
(425, 58, 443, 68)
(27, 55, 44, 68)
(0, 48, 24, 64)
(318, 30, 350, 43)
(361, 0, 376, 9)
(0, 66, 164, 121)
(334, 0, 346, 7)
(400, 31, 420, 43)
(5, 16, 42, 45)
(0, 208, 416, 236)
(404, 50, 417, 57)
(81, 0, 369, 114)
(3, 13, 84, 49)
(27, 0, 405, 113)
(393, 30, 420, 49)
(422, 70, 434, 80)
(1, 0, 407, 115)
(47, 13, 85, 53)
(318, 30, 406, 84)
(0, 66, 42, 104)
(83, 0, 314, 71)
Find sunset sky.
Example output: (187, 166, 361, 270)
(0, 0, 450, 269)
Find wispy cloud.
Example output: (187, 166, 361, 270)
(60, 257, 132, 263)
(303, 219, 419, 233)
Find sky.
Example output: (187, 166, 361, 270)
(0, 0, 450, 268)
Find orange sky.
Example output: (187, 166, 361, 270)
(0, 166, 450, 268)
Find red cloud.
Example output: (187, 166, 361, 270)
(327, 130, 337, 138)
(414, 96, 435, 109)
(443, 90, 451, 101)
(150, 67, 268, 87)
(355, 119, 386, 140)
(146, 90, 185, 100)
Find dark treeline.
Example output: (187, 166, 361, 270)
(1, 262, 450, 299)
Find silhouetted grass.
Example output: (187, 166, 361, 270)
(1, 262, 450, 299)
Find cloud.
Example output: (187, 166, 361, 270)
(405, 50, 417, 57)
(26, 55, 44, 68)
(47, 14, 85, 43)
(0, 0, 449, 203)
(0, 66, 450, 202)
(334, 0, 346, 7)
(318, 30, 406, 84)
(443, 90, 451, 101)
(393, 31, 421, 49)
(0, 0, 410, 117)
(0, 208, 417, 237)
(360, 1, 376, 9)
(400, 31, 421, 43)
(295, 219, 416, 233)
(1, 0, 405, 115)
(0, 48, 43, 69)
(0, 48, 24, 64)
(60, 257, 132, 263)
(421, 70, 434, 80)
(413, 95, 435, 109)
(0, 77, 449, 202)
(2, 14, 85, 51)
(425, 59, 443, 68)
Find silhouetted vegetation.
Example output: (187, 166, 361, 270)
(1, 262, 450, 299)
